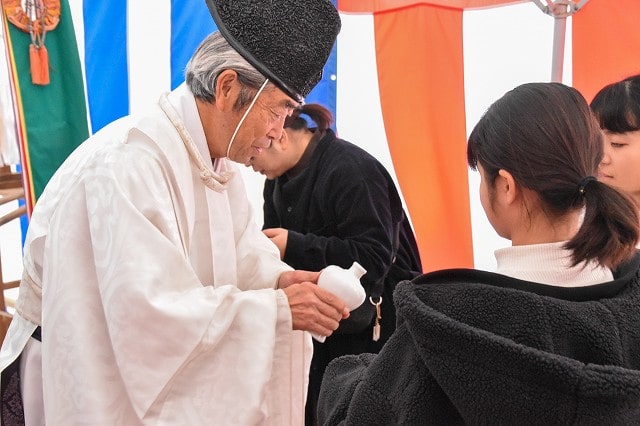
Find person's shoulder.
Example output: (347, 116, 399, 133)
(397, 269, 530, 306)
(405, 269, 499, 294)
(328, 136, 378, 162)
(74, 114, 181, 184)
(320, 135, 387, 176)
(614, 250, 640, 281)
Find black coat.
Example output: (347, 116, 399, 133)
(262, 129, 422, 424)
(318, 253, 640, 425)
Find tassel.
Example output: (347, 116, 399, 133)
(29, 43, 50, 85)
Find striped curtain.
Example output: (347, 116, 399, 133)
(78, 0, 338, 134)
(5, 0, 640, 271)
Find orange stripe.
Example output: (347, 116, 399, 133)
(573, 0, 640, 103)
(374, 5, 473, 271)
(2, 12, 35, 215)
(338, 0, 525, 13)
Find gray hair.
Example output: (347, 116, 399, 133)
(185, 32, 267, 110)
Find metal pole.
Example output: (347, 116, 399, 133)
(551, 15, 567, 82)
(531, 0, 591, 83)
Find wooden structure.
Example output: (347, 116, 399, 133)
(0, 165, 26, 341)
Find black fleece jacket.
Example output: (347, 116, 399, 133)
(319, 253, 640, 425)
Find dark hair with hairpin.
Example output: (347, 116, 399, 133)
(467, 82, 639, 268)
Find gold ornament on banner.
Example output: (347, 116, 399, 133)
(3, 0, 61, 85)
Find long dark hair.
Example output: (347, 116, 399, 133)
(467, 82, 638, 268)
(590, 73, 640, 132)
(284, 103, 333, 131)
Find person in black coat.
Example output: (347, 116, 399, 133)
(317, 82, 640, 425)
(248, 103, 422, 425)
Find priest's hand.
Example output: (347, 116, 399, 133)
(282, 282, 350, 336)
(263, 228, 288, 259)
(277, 270, 319, 289)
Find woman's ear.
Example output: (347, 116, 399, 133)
(497, 169, 519, 205)
(214, 70, 240, 112)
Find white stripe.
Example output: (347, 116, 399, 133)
(336, 14, 401, 202)
(127, 0, 171, 116)
(67, 0, 92, 134)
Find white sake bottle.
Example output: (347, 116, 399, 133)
(312, 261, 367, 342)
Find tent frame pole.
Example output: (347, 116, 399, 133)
(551, 16, 566, 82)
(531, 0, 591, 83)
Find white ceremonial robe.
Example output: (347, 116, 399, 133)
(0, 84, 313, 425)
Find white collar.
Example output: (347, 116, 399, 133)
(494, 242, 613, 287)
(159, 84, 233, 192)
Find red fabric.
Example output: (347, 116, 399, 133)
(573, 0, 640, 103)
(374, 5, 473, 271)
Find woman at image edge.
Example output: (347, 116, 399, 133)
(317, 82, 640, 424)
(591, 73, 640, 247)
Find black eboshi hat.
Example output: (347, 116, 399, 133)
(205, 0, 341, 104)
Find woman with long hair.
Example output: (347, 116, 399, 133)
(318, 82, 640, 425)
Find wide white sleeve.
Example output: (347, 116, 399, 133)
(226, 161, 293, 291)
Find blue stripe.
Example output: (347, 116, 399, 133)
(305, 40, 338, 130)
(294, 0, 338, 129)
(16, 164, 27, 246)
(170, 0, 216, 89)
(83, 0, 129, 132)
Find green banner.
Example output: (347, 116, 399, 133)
(5, 0, 89, 202)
